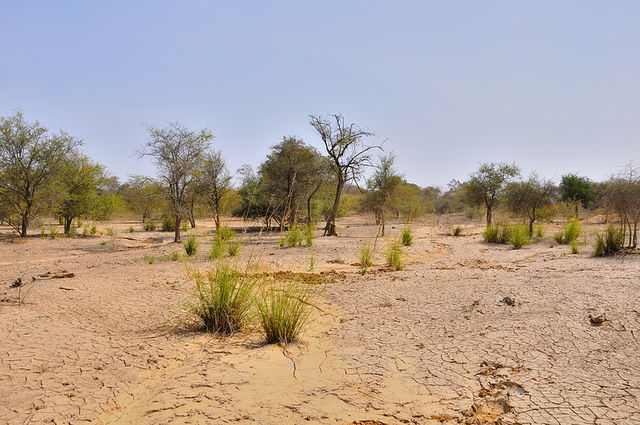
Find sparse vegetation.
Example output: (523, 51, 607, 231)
(360, 244, 372, 274)
(386, 242, 403, 270)
(483, 223, 512, 244)
(144, 221, 156, 231)
(128, 226, 135, 233)
(286, 224, 303, 247)
(535, 224, 544, 238)
(49, 227, 58, 239)
(400, 227, 413, 246)
(507, 223, 530, 249)
(555, 219, 582, 244)
(143, 255, 156, 264)
(594, 225, 624, 256)
(453, 226, 463, 237)
(209, 237, 224, 260)
(170, 251, 181, 261)
(90, 225, 97, 235)
(256, 280, 317, 344)
(217, 225, 234, 241)
(183, 234, 199, 256)
(162, 216, 176, 232)
(570, 239, 579, 254)
(227, 240, 240, 256)
(304, 223, 314, 246)
(188, 265, 256, 334)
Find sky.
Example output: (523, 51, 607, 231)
(1, 1, 639, 188)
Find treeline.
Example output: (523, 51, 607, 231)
(1, 111, 639, 248)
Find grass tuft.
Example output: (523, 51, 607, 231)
(217, 225, 234, 241)
(400, 227, 413, 246)
(144, 221, 156, 231)
(507, 223, 530, 249)
(183, 234, 199, 256)
(304, 223, 314, 247)
(594, 225, 624, 256)
(286, 224, 303, 247)
(386, 242, 403, 270)
(209, 237, 224, 260)
(360, 244, 372, 275)
(256, 280, 317, 345)
(453, 226, 463, 237)
(227, 240, 240, 256)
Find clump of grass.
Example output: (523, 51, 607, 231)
(209, 237, 224, 260)
(128, 226, 135, 233)
(170, 251, 181, 261)
(534, 224, 544, 238)
(286, 224, 303, 247)
(308, 255, 314, 271)
(304, 223, 314, 247)
(188, 265, 256, 334)
(256, 280, 317, 345)
(278, 238, 286, 248)
(400, 227, 413, 246)
(77, 219, 83, 228)
(386, 242, 403, 270)
(99, 240, 108, 246)
(227, 240, 240, 256)
(594, 225, 624, 256)
(106, 228, 115, 237)
(67, 226, 77, 237)
(143, 255, 156, 264)
(181, 222, 188, 232)
(82, 226, 89, 236)
(563, 218, 582, 244)
(453, 226, 463, 237)
(162, 217, 175, 232)
(360, 244, 372, 275)
(90, 225, 97, 235)
(144, 221, 156, 231)
(217, 225, 235, 241)
(40, 228, 46, 238)
(553, 231, 564, 244)
(570, 239, 579, 254)
(49, 227, 58, 239)
(183, 234, 199, 256)
(507, 223, 530, 249)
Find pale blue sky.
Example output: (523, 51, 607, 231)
(1, 1, 639, 187)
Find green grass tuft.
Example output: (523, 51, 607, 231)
(183, 234, 199, 256)
(360, 244, 372, 275)
(594, 225, 624, 256)
(386, 242, 403, 270)
(507, 223, 530, 249)
(400, 227, 413, 246)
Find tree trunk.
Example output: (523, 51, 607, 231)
(324, 178, 343, 236)
(575, 203, 579, 219)
(20, 205, 31, 237)
(174, 214, 181, 243)
(188, 198, 196, 229)
(486, 205, 492, 227)
(381, 209, 386, 237)
(214, 198, 221, 230)
(64, 217, 73, 235)
(529, 208, 536, 235)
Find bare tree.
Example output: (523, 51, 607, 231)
(0, 111, 81, 236)
(139, 123, 212, 242)
(309, 114, 381, 236)
(201, 150, 232, 230)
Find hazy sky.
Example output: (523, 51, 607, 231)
(2, 1, 639, 187)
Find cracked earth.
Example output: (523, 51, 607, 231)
(1, 217, 638, 424)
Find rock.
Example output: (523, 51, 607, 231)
(589, 311, 606, 325)
(501, 297, 515, 306)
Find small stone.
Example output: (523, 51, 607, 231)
(501, 297, 515, 306)
(589, 311, 606, 325)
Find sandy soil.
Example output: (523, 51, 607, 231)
(1, 216, 639, 424)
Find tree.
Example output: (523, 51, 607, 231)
(365, 153, 402, 236)
(505, 174, 555, 234)
(604, 165, 640, 249)
(200, 150, 232, 229)
(309, 114, 381, 236)
(122, 175, 164, 223)
(258, 137, 330, 227)
(55, 154, 115, 234)
(559, 174, 594, 218)
(0, 111, 81, 236)
(464, 162, 520, 226)
(139, 123, 212, 242)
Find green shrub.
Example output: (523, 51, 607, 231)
(304, 224, 314, 247)
(82, 226, 89, 236)
(360, 245, 372, 275)
(570, 239, 579, 254)
(188, 265, 256, 334)
(386, 242, 403, 270)
(256, 281, 317, 345)
(217, 225, 235, 241)
(400, 227, 413, 246)
(170, 251, 181, 261)
(227, 240, 240, 256)
(106, 228, 115, 237)
(49, 227, 58, 239)
(143, 255, 156, 264)
(453, 226, 463, 237)
(77, 219, 83, 228)
(535, 224, 544, 238)
(483, 223, 514, 244)
(594, 225, 624, 256)
(67, 226, 77, 237)
(553, 231, 564, 244)
(128, 226, 135, 233)
(90, 225, 97, 235)
(209, 237, 224, 260)
(144, 221, 156, 231)
(183, 234, 199, 256)
(563, 219, 582, 244)
(162, 216, 175, 232)
(181, 222, 188, 232)
(286, 225, 303, 247)
(507, 224, 530, 249)
(40, 228, 46, 238)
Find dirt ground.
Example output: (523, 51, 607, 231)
(1, 216, 639, 425)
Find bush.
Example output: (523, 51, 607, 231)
(49, 227, 58, 239)
(82, 226, 89, 236)
(144, 221, 156, 231)
(227, 240, 240, 256)
(278, 238, 286, 248)
(128, 226, 135, 233)
(170, 251, 181, 261)
(360, 245, 372, 275)
(286, 225, 303, 247)
(386, 242, 403, 270)
(90, 225, 97, 235)
(209, 237, 224, 260)
(507, 224, 530, 249)
(162, 216, 175, 232)
(570, 239, 579, 254)
(553, 231, 564, 244)
(188, 265, 256, 334)
(304, 223, 314, 247)
(594, 225, 624, 256)
(76, 219, 83, 228)
(483, 225, 500, 243)
(67, 226, 77, 237)
(535, 224, 544, 238)
(217, 225, 235, 241)
(256, 281, 316, 345)
(400, 227, 413, 246)
(183, 234, 199, 256)
(453, 226, 463, 237)
(563, 219, 582, 244)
